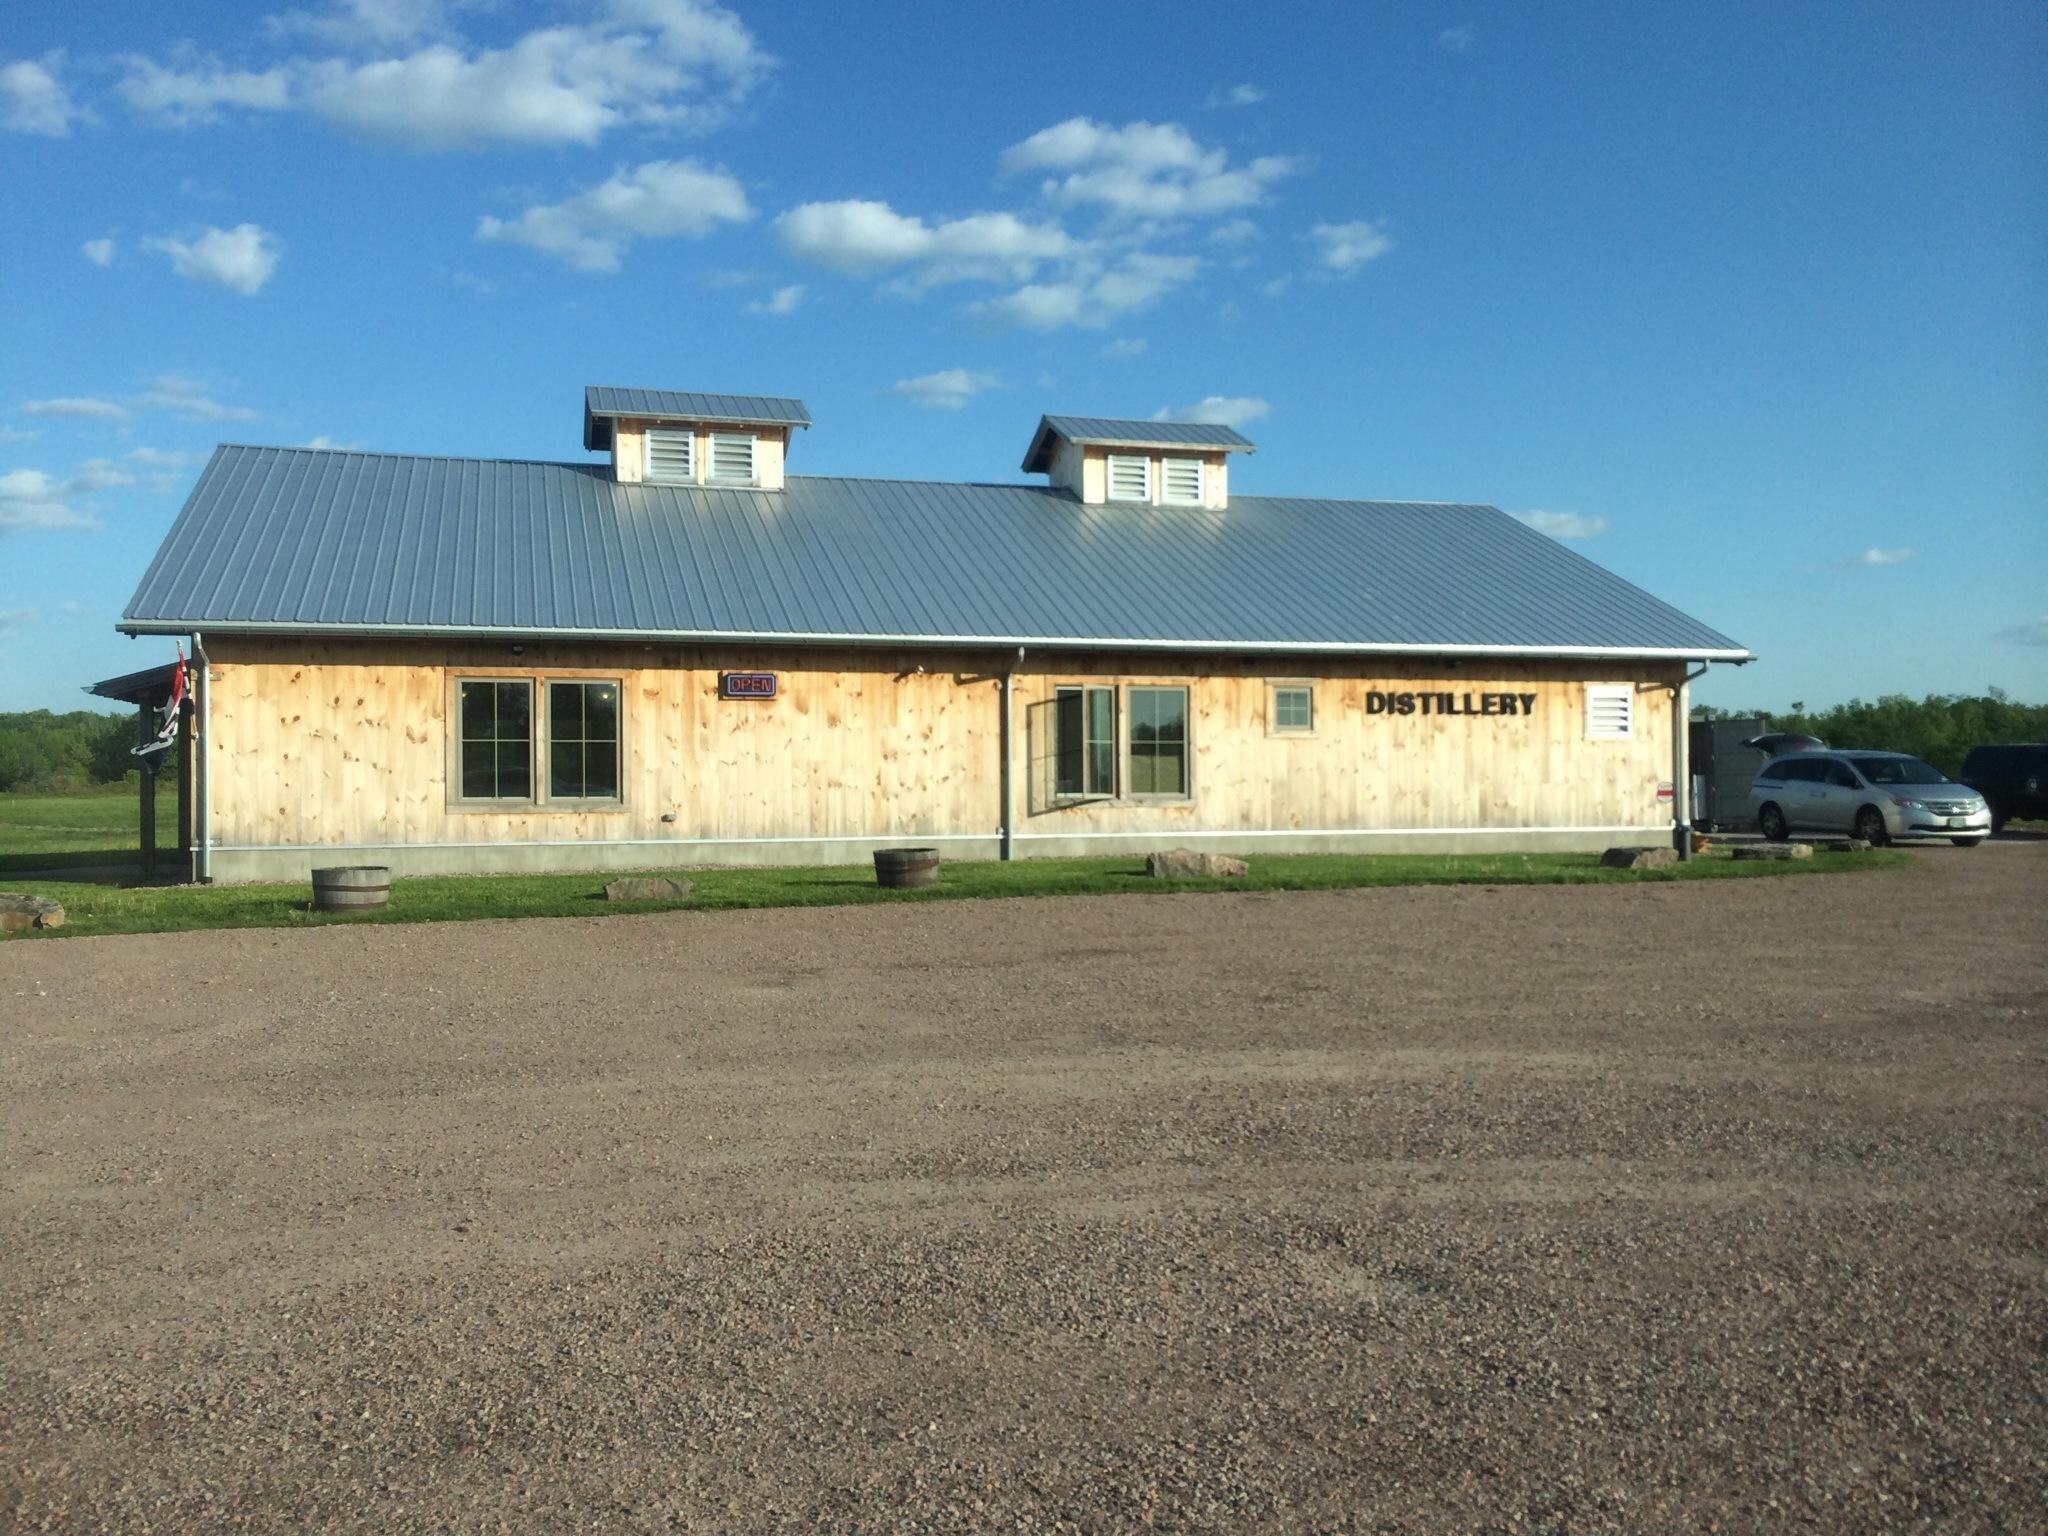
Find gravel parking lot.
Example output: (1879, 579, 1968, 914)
(4, 842, 2044, 1532)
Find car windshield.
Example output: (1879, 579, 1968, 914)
(1850, 756, 1949, 785)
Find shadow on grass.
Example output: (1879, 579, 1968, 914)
(0, 850, 146, 875)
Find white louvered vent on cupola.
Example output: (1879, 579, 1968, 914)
(1019, 414, 1255, 510)
(582, 388, 810, 492)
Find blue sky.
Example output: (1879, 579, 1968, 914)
(2, 0, 2042, 715)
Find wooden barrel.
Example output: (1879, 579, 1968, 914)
(312, 865, 391, 912)
(873, 847, 940, 890)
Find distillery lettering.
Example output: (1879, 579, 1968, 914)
(1365, 690, 1538, 718)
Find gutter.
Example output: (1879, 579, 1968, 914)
(117, 618, 1752, 665)
(999, 646, 1023, 861)
(193, 631, 212, 884)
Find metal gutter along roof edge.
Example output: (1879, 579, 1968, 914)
(118, 617, 1752, 662)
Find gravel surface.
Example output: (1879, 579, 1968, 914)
(4, 843, 2045, 1532)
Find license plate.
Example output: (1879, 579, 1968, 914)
(1948, 816, 1969, 827)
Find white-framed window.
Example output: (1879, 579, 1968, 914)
(1270, 683, 1314, 734)
(1585, 684, 1635, 740)
(1161, 457, 1203, 506)
(1054, 685, 1117, 798)
(644, 426, 695, 484)
(1107, 453, 1150, 502)
(709, 432, 756, 484)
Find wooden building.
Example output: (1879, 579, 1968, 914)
(105, 389, 1749, 882)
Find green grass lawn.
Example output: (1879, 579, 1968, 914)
(3, 844, 1911, 942)
(0, 785, 178, 872)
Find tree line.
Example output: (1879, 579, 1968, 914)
(0, 710, 150, 793)
(1693, 690, 2045, 776)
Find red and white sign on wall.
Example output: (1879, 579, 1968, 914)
(719, 671, 778, 700)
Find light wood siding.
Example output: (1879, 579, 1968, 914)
(202, 638, 1679, 855)
(610, 420, 785, 488)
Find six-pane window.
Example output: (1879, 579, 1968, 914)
(1107, 454, 1150, 502)
(1272, 685, 1314, 733)
(1161, 457, 1203, 505)
(548, 681, 621, 800)
(1127, 686, 1189, 796)
(645, 427, 694, 483)
(458, 679, 533, 800)
(1054, 685, 1117, 797)
(709, 432, 756, 483)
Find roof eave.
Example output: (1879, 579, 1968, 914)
(113, 616, 1751, 664)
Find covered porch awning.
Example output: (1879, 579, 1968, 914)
(86, 661, 190, 878)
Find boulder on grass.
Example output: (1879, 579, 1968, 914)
(0, 893, 65, 932)
(1600, 846, 1678, 871)
(603, 876, 693, 902)
(1145, 849, 1249, 880)
(1733, 842, 1814, 861)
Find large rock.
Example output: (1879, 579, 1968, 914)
(1600, 846, 1678, 871)
(1733, 842, 1815, 861)
(1145, 849, 1249, 880)
(0, 893, 65, 932)
(602, 876, 693, 902)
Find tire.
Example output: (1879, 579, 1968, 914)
(1758, 802, 1788, 842)
(1854, 806, 1890, 846)
(1990, 810, 2007, 837)
(1951, 837, 1983, 848)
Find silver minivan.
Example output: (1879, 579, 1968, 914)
(1749, 751, 1991, 846)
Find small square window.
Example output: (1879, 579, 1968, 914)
(1107, 454, 1150, 502)
(709, 432, 756, 484)
(1272, 684, 1314, 733)
(1161, 457, 1203, 505)
(1586, 684, 1634, 740)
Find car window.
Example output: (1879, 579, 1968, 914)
(1779, 758, 1820, 783)
(1849, 756, 1948, 785)
(1828, 762, 1860, 788)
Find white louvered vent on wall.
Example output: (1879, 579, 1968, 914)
(645, 427, 694, 484)
(1162, 457, 1203, 505)
(1108, 454, 1150, 502)
(1585, 684, 1635, 740)
(709, 433, 756, 484)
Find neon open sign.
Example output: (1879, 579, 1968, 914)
(719, 671, 778, 699)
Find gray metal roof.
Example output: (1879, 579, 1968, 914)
(1023, 415, 1256, 472)
(583, 388, 811, 450)
(118, 444, 1748, 660)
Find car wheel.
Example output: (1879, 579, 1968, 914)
(1990, 809, 2007, 836)
(1758, 802, 1788, 842)
(1854, 806, 1889, 846)
(1950, 837, 1983, 848)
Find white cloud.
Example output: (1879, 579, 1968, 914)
(0, 426, 41, 443)
(1515, 509, 1609, 540)
(2, 53, 92, 136)
(746, 283, 805, 315)
(145, 223, 283, 294)
(1100, 337, 1147, 360)
(126, 446, 195, 467)
(1208, 218, 1260, 246)
(1440, 24, 1476, 54)
(133, 373, 261, 423)
(1001, 116, 1302, 221)
(1204, 83, 1265, 109)
(126, 1, 772, 149)
(1854, 547, 1911, 566)
(0, 463, 129, 533)
(1994, 616, 2048, 648)
(976, 252, 1200, 331)
(775, 200, 1073, 287)
(21, 397, 129, 421)
(478, 158, 751, 271)
(1310, 219, 1393, 274)
(1151, 395, 1270, 430)
(301, 435, 364, 450)
(81, 238, 115, 267)
(889, 369, 999, 411)
(118, 55, 293, 126)
(1260, 274, 1292, 297)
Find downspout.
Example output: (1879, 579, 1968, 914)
(193, 632, 212, 884)
(999, 646, 1023, 861)
(1672, 661, 1711, 861)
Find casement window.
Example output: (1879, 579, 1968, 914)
(644, 427, 695, 484)
(1107, 453, 1150, 502)
(1161, 457, 1203, 506)
(1127, 686, 1190, 796)
(452, 675, 623, 807)
(1271, 683, 1314, 734)
(1585, 684, 1635, 741)
(547, 681, 621, 801)
(458, 679, 534, 800)
(1054, 685, 1117, 798)
(708, 432, 756, 484)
